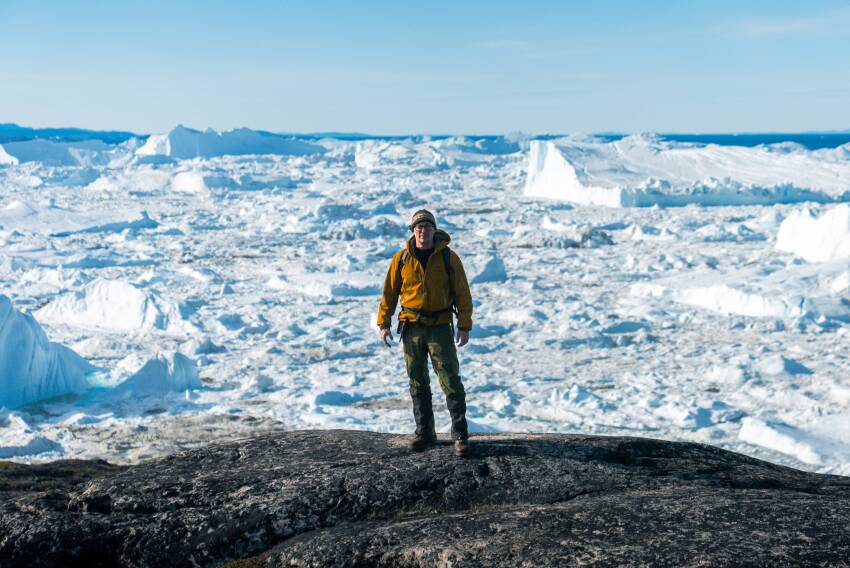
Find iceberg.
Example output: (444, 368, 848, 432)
(114, 352, 201, 397)
(0, 295, 95, 409)
(136, 125, 326, 159)
(776, 205, 850, 262)
(35, 279, 196, 336)
(0, 139, 113, 167)
(0, 145, 18, 165)
(524, 136, 850, 207)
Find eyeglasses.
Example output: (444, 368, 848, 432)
(413, 224, 435, 231)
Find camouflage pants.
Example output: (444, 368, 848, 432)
(402, 323, 468, 439)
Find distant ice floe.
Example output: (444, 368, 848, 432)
(0, 295, 95, 409)
(136, 125, 326, 159)
(739, 418, 830, 466)
(776, 204, 850, 262)
(355, 140, 448, 172)
(169, 170, 297, 194)
(267, 272, 381, 299)
(35, 279, 197, 336)
(631, 260, 850, 323)
(0, 139, 114, 167)
(0, 200, 157, 236)
(525, 136, 850, 207)
(507, 218, 613, 249)
(350, 136, 523, 171)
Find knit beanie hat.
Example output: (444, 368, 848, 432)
(409, 209, 437, 231)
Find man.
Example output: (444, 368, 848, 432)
(378, 209, 473, 457)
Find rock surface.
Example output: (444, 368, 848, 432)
(2, 430, 850, 567)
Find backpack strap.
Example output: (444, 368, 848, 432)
(396, 249, 409, 287)
(442, 247, 459, 316)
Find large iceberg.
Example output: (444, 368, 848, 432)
(0, 139, 113, 167)
(0, 295, 95, 408)
(136, 125, 326, 159)
(524, 136, 850, 207)
(0, 145, 18, 165)
(776, 205, 850, 263)
(35, 279, 196, 336)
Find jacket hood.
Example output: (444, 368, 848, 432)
(406, 229, 451, 253)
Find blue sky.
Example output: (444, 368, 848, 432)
(2, 1, 849, 134)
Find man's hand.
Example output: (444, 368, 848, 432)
(380, 328, 394, 348)
(456, 329, 469, 347)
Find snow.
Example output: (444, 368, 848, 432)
(525, 136, 850, 207)
(776, 204, 850, 262)
(0, 295, 94, 409)
(2, 129, 850, 475)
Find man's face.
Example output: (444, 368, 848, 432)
(413, 222, 435, 248)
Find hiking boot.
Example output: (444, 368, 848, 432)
(410, 432, 437, 451)
(410, 386, 436, 452)
(446, 391, 469, 441)
(453, 438, 470, 457)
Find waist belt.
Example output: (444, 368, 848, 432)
(401, 306, 453, 324)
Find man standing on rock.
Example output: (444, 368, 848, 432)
(378, 209, 474, 457)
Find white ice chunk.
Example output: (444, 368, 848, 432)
(469, 253, 508, 284)
(35, 279, 196, 336)
(114, 352, 201, 396)
(755, 354, 812, 376)
(0, 144, 19, 165)
(0, 200, 156, 236)
(267, 272, 381, 299)
(739, 417, 824, 465)
(776, 205, 850, 262)
(171, 171, 210, 193)
(630, 260, 850, 322)
(0, 139, 112, 166)
(525, 136, 850, 207)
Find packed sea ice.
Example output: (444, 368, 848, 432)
(0, 126, 849, 474)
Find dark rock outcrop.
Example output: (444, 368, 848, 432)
(2, 431, 849, 567)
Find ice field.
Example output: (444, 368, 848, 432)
(1, 126, 850, 474)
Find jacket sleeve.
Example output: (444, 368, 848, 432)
(377, 252, 403, 329)
(450, 252, 473, 331)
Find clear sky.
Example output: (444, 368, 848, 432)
(2, 0, 849, 135)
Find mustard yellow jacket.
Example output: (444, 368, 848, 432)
(378, 230, 473, 331)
